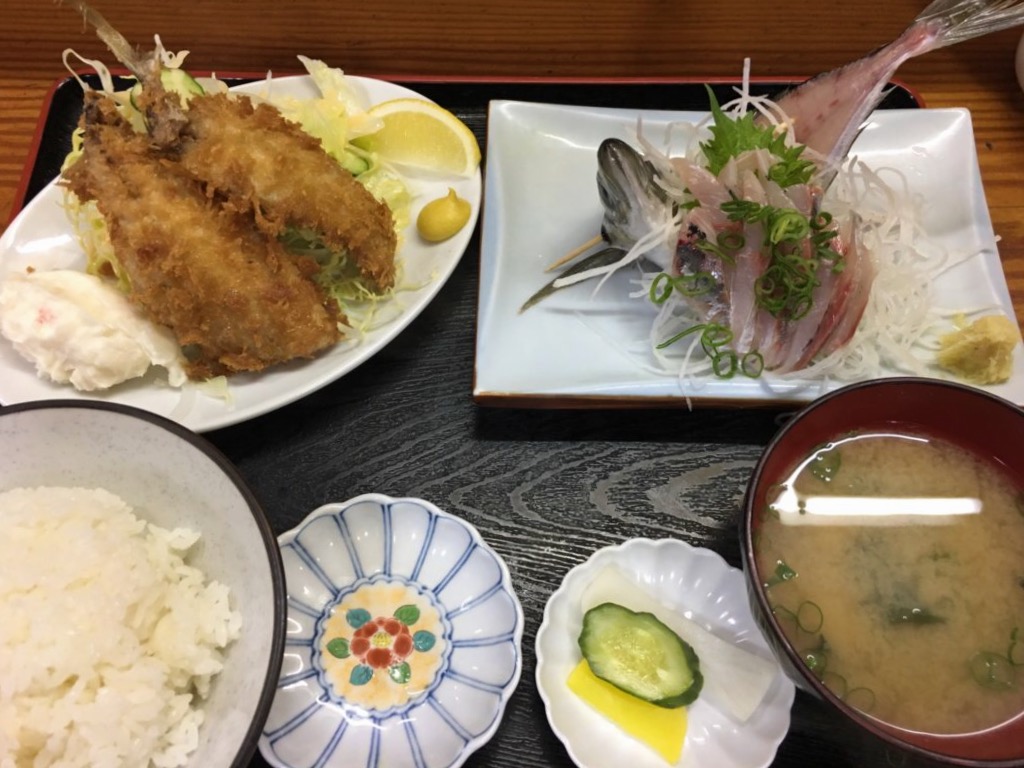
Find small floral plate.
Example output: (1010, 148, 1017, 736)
(259, 494, 524, 768)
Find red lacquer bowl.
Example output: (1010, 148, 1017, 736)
(741, 377, 1024, 767)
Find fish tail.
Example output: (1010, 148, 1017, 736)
(63, 0, 155, 81)
(915, 0, 1024, 48)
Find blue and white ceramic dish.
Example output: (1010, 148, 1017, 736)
(259, 494, 524, 768)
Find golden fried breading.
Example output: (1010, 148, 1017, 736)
(155, 91, 398, 291)
(63, 94, 342, 379)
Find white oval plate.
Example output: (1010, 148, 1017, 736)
(0, 75, 481, 432)
(260, 494, 523, 768)
(536, 538, 794, 768)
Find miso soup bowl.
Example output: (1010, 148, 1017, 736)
(740, 377, 1024, 767)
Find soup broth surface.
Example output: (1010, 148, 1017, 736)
(756, 430, 1024, 734)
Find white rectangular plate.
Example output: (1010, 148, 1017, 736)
(474, 100, 1024, 407)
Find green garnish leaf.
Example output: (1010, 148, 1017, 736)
(700, 86, 817, 187)
(886, 605, 946, 625)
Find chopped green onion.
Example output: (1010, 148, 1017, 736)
(700, 323, 732, 351)
(768, 210, 809, 243)
(821, 671, 848, 698)
(808, 446, 841, 483)
(648, 271, 717, 305)
(1008, 627, 1024, 666)
(718, 231, 746, 250)
(712, 195, 844, 322)
(649, 273, 674, 305)
(655, 323, 706, 350)
(844, 687, 877, 712)
(740, 351, 764, 377)
(969, 651, 1016, 690)
(680, 272, 716, 296)
(711, 350, 738, 378)
(765, 560, 798, 589)
(797, 601, 824, 633)
(655, 321, 763, 380)
(804, 647, 829, 675)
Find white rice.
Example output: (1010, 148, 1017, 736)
(0, 486, 242, 768)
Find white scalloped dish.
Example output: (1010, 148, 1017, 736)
(259, 494, 523, 768)
(536, 538, 795, 768)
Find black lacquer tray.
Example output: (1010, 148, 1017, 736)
(6, 75, 935, 768)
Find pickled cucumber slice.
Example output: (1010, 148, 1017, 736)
(579, 602, 703, 708)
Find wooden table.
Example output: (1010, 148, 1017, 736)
(2, 1, 1022, 767)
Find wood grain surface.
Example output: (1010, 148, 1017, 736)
(2, 1, 1023, 766)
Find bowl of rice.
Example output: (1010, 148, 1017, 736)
(0, 399, 286, 768)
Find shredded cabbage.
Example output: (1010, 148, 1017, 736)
(269, 56, 383, 143)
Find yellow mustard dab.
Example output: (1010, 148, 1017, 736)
(416, 188, 471, 242)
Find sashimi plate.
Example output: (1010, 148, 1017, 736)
(474, 99, 1024, 407)
(0, 75, 481, 432)
(535, 538, 795, 768)
(261, 494, 523, 768)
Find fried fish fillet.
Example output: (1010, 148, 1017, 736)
(63, 94, 342, 379)
(65, 0, 398, 291)
(145, 89, 398, 291)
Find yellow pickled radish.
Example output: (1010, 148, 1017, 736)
(416, 188, 471, 242)
(567, 659, 688, 764)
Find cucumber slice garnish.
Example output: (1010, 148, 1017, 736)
(129, 69, 205, 111)
(579, 602, 704, 708)
(160, 68, 204, 98)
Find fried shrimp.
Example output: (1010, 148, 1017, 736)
(63, 94, 343, 379)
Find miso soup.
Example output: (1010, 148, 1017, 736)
(755, 430, 1024, 734)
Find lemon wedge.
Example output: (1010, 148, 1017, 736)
(354, 98, 481, 177)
